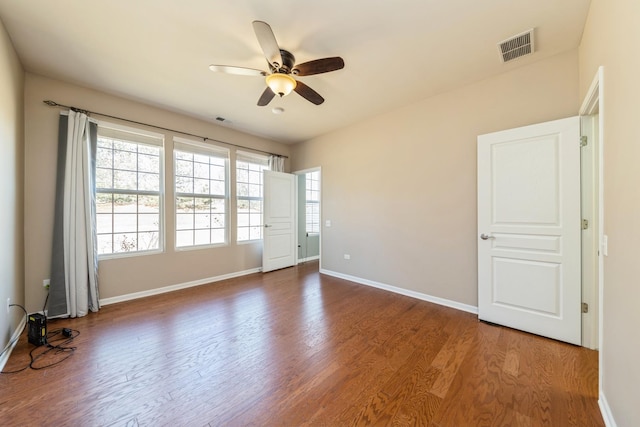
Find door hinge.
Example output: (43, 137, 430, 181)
(582, 302, 589, 313)
(580, 136, 588, 147)
(582, 219, 589, 230)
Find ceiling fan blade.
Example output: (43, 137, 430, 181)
(252, 20, 283, 69)
(209, 64, 267, 77)
(257, 87, 276, 106)
(293, 57, 345, 76)
(294, 80, 324, 105)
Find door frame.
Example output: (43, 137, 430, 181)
(293, 167, 322, 269)
(579, 67, 604, 386)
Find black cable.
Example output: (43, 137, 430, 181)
(42, 292, 49, 315)
(29, 328, 79, 370)
(1, 303, 80, 374)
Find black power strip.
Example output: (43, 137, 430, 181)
(27, 313, 47, 346)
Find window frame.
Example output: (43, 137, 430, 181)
(95, 122, 165, 259)
(236, 151, 270, 243)
(173, 137, 230, 250)
(305, 170, 321, 235)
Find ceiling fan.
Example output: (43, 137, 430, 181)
(209, 21, 345, 106)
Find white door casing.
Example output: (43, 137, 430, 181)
(262, 170, 296, 273)
(477, 116, 581, 345)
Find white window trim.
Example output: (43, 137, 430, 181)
(173, 137, 230, 250)
(96, 121, 165, 259)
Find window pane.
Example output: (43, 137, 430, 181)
(139, 173, 160, 191)
(194, 178, 210, 194)
(114, 150, 137, 171)
(195, 213, 210, 229)
(194, 162, 209, 179)
(114, 233, 137, 253)
(176, 213, 194, 230)
(176, 176, 193, 193)
(238, 213, 249, 227)
(114, 170, 137, 190)
(138, 232, 159, 251)
(237, 227, 249, 242)
(96, 150, 113, 168)
(176, 159, 193, 176)
(114, 195, 137, 213)
(96, 168, 113, 189)
(138, 154, 159, 173)
(96, 193, 113, 213)
(113, 214, 137, 233)
(211, 228, 225, 244)
(194, 229, 210, 245)
(138, 214, 159, 232)
(97, 234, 113, 255)
(176, 197, 194, 213)
(176, 230, 194, 247)
(97, 214, 112, 234)
(138, 195, 159, 213)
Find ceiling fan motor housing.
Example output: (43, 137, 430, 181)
(273, 49, 296, 73)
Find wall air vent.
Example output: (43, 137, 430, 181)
(498, 29, 535, 63)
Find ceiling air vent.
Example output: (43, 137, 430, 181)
(498, 29, 534, 63)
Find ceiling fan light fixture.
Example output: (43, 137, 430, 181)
(266, 73, 296, 97)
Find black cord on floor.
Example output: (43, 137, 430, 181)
(1, 303, 79, 374)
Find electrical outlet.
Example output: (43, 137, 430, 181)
(43, 279, 50, 289)
(344, 254, 351, 260)
(6, 298, 10, 315)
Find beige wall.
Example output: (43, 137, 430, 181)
(291, 50, 580, 307)
(0, 18, 24, 350)
(579, 0, 640, 425)
(24, 74, 290, 312)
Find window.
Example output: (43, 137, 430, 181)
(96, 125, 163, 256)
(174, 139, 228, 248)
(305, 171, 320, 234)
(236, 152, 269, 242)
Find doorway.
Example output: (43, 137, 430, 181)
(295, 168, 321, 267)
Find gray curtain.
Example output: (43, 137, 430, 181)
(49, 111, 99, 318)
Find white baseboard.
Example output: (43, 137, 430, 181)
(319, 268, 478, 315)
(297, 255, 320, 263)
(99, 267, 262, 306)
(599, 391, 618, 427)
(0, 316, 27, 372)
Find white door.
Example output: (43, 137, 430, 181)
(477, 116, 581, 345)
(262, 170, 296, 272)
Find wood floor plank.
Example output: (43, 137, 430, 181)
(0, 261, 603, 426)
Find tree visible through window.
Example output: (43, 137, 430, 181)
(95, 127, 163, 256)
(306, 171, 320, 234)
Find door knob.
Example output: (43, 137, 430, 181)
(480, 233, 494, 240)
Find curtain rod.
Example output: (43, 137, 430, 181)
(42, 100, 288, 159)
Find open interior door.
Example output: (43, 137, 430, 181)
(262, 170, 296, 272)
(477, 116, 582, 345)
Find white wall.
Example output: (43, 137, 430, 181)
(23, 74, 290, 312)
(291, 49, 580, 308)
(0, 18, 24, 352)
(579, 0, 640, 425)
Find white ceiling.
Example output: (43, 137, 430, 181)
(0, 0, 591, 144)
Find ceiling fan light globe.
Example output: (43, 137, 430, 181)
(266, 73, 297, 97)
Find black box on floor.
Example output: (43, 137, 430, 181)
(28, 313, 47, 346)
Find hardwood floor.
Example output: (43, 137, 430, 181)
(0, 261, 603, 426)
